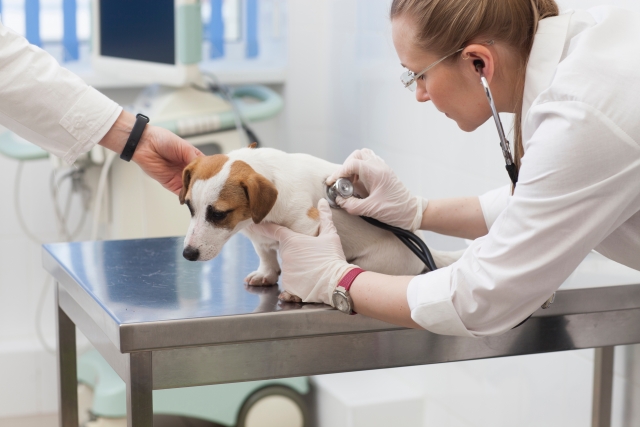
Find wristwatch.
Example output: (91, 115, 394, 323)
(332, 268, 365, 315)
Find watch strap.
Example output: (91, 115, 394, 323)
(120, 113, 150, 162)
(338, 268, 365, 292)
(336, 268, 365, 315)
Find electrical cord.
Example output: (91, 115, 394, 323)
(197, 71, 261, 147)
(91, 151, 117, 240)
(360, 216, 438, 272)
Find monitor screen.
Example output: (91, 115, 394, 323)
(100, 0, 175, 65)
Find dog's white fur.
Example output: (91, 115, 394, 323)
(182, 147, 463, 301)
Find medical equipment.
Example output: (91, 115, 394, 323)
(92, 0, 202, 87)
(326, 178, 438, 272)
(475, 60, 518, 186)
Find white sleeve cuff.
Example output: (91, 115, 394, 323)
(407, 267, 476, 338)
(478, 185, 511, 231)
(60, 87, 122, 164)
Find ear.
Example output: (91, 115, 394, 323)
(461, 43, 495, 83)
(243, 174, 278, 223)
(248, 142, 258, 149)
(179, 161, 196, 204)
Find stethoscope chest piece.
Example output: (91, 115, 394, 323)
(325, 178, 354, 208)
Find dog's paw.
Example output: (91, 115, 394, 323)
(278, 290, 302, 303)
(244, 269, 280, 286)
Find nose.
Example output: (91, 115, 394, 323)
(415, 84, 430, 103)
(183, 246, 200, 261)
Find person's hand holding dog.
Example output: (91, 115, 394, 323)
(99, 111, 203, 195)
(326, 148, 424, 232)
(246, 199, 358, 305)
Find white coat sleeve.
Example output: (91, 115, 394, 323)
(478, 185, 510, 231)
(407, 100, 640, 337)
(0, 22, 122, 164)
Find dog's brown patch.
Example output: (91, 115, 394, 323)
(307, 207, 320, 220)
(208, 160, 278, 229)
(179, 155, 229, 204)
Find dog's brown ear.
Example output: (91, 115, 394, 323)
(179, 161, 196, 204)
(243, 174, 278, 223)
(248, 142, 258, 149)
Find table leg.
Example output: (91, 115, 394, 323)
(56, 283, 78, 427)
(126, 351, 153, 427)
(592, 346, 614, 427)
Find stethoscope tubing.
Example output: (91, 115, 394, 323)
(360, 216, 438, 272)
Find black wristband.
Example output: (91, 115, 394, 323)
(120, 113, 150, 162)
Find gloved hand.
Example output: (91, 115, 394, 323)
(246, 199, 358, 305)
(326, 148, 424, 232)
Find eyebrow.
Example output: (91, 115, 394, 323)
(400, 63, 416, 73)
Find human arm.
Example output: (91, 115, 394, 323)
(409, 102, 640, 336)
(247, 198, 423, 327)
(349, 272, 421, 329)
(0, 22, 202, 194)
(420, 196, 488, 239)
(326, 148, 496, 239)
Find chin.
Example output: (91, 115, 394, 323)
(456, 120, 480, 132)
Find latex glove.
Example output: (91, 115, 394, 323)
(326, 148, 424, 232)
(246, 199, 358, 305)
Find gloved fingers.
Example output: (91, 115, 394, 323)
(335, 194, 374, 216)
(245, 222, 294, 242)
(325, 158, 368, 187)
(317, 199, 338, 236)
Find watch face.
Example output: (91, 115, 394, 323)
(333, 292, 350, 313)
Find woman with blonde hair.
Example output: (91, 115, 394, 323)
(250, 0, 640, 337)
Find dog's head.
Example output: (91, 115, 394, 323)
(179, 154, 278, 261)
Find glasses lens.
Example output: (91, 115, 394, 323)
(400, 71, 416, 92)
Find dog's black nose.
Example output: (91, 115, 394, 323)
(183, 246, 200, 261)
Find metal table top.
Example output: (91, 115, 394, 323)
(43, 235, 640, 355)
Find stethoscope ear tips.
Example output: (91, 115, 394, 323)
(473, 59, 485, 72)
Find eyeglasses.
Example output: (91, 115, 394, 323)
(400, 48, 463, 91)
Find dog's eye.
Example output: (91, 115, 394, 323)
(206, 206, 230, 223)
(185, 201, 194, 217)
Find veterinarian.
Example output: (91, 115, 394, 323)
(0, 21, 201, 194)
(249, 0, 640, 337)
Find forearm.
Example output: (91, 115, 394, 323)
(349, 272, 422, 329)
(420, 197, 488, 240)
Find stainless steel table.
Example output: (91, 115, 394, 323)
(43, 235, 640, 427)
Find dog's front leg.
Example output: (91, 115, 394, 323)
(244, 237, 281, 286)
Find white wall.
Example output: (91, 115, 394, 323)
(283, 0, 640, 426)
(1, 0, 640, 423)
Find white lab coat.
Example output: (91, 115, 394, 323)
(0, 22, 121, 164)
(407, 7, 640, 337)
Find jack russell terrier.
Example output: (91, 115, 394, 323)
(179, 146, 463, 302)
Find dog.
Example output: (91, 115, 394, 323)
(179, 146, 463, 302)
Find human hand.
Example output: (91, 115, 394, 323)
(246, 199, 357, 305)
(99, 111, 203, 195)
(132, 125, 203, 195)
(326, 148, 424, 232)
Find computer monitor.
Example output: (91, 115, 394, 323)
(91, 0, 203, 87)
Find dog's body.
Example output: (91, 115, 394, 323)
(180, 147, 463, 301)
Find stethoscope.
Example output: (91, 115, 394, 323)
(326, 62, 555, 320)
(325, 60, 516, 272)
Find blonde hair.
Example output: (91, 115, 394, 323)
(390, 0, 558, 178)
